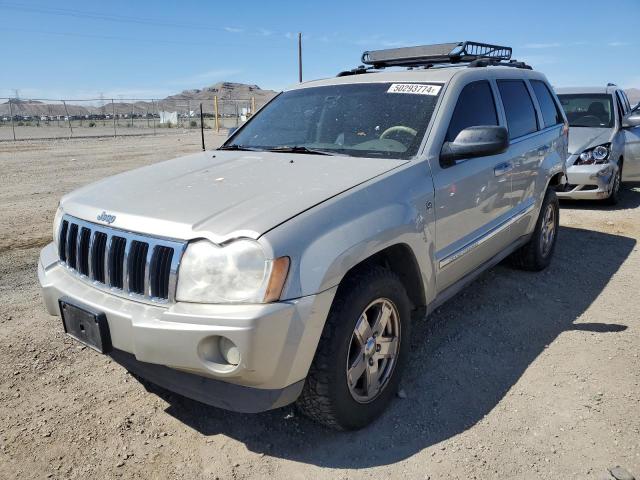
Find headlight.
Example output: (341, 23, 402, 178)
(52, 205, 64, 248)
(176, 239, 289, 304)
(576, 143, 610, 165)
(579, 151, 592, 163)
(592, 145, 608, 162)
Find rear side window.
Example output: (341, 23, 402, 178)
(531, 80, 563, 127)
(445, 80, 498, 142)
(497, 80, 538, 139)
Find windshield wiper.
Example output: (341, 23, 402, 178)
(217, 144, 263, 151)
(266, 145, 334, 156)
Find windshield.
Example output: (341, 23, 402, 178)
(225, 82, 442, 159)
(558, 94, 614, 128)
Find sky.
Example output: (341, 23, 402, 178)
(1, 0, 639, 100)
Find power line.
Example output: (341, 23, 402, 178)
(0, 2, 226, 32)
(2, 26, 291, 49)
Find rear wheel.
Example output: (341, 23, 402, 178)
(511, 189, 559, 271)
(296, 266, 410, 430)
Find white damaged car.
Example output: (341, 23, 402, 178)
(556, 85, 640, 204)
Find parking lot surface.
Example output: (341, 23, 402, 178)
(1, 132, 638, 479)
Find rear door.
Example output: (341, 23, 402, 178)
(431, 79, 515, 292)
(495, 79, 552, 239)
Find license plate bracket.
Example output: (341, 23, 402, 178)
(59, 298, 112, 354)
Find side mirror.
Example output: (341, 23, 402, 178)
(622, 112, 640, 128)
(227, 127, 238, 137)
(440, 126, 509, 165)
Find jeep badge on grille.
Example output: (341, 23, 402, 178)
(96, 211, 116, 224)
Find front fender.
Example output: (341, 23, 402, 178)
(299, 204, 430, 296)
(261, 162, 436, 302)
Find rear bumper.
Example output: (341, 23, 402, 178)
(38, 242, 336, 411)
(556, 159, 615, 200)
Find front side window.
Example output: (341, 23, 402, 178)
(497, 80, 539, 139)
(227, 83, 442, 159)
(445, 80, 498, 142)
(557, 94, 614, 128)
(619, 90, 631, 112)
(531, 80, 563, 128)
(616, 91, 629, 115)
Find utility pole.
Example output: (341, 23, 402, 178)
(199, 103, 205, 151)
(298, 32, 303, 83)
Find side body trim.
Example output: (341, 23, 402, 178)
(438, 200, 536, 269)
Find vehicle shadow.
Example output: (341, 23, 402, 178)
(135, 225, 635, 469)
(560, 181, 640, 210)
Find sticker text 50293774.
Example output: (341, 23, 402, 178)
(387, 83, 442, 95)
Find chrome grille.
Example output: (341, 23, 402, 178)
(57, 215, 185, 303)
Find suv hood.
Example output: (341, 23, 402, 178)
(568, 127, 611, 156)
(61, 150, 406, 243)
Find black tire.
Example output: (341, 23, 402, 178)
(604, 165, 621, 206)
(511, 189, 559, 271)
(296, 266, 411, 430)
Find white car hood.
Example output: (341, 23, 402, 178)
(567, 127, 611, 156)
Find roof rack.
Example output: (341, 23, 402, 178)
(362, 41, 512, 68)
(337, 41, 530, 76)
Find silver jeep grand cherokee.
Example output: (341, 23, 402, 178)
(38, 42, 567, 430)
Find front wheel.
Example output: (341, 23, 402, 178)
(604, 166, 621, 205)
(511, 189, 559, 271)
(296, 266, 411, 430)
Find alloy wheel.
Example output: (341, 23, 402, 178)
(539, 203, 556, 257)
(346, 298, 401, 403)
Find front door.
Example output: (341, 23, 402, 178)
(432, 80, 514, 292)
(622, 105, 640, 180)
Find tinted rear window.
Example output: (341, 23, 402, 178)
(497, 80, 539, 139)
(531, 80, 563, 128)
(446, 81, 498, 142)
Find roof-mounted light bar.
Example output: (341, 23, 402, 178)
(361, 41, 512, 68)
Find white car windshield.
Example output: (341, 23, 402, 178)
(558, 94, 614, 128)
(223, 82, 442, 159)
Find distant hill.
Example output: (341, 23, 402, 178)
(0, 82, 278, 117)
(164, 82, 276, 103)
(157, 82, 277, 114)
(626, 88, 640, 107)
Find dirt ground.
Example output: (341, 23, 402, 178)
(1, 133, 639, 480)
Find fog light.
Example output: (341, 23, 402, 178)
(218, 337, 240, 366)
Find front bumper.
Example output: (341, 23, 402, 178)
(556, 157, 615, 200)
(38, 243, 336, 412)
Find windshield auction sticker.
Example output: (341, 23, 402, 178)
(387, 83, 441, 95)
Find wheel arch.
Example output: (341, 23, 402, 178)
(547, 171, 565, 190)
(335, 243, 427, 311)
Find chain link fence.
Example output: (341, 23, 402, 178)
(0, 96, 270, 141)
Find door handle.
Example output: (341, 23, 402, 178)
(494, 161, 513, 176)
